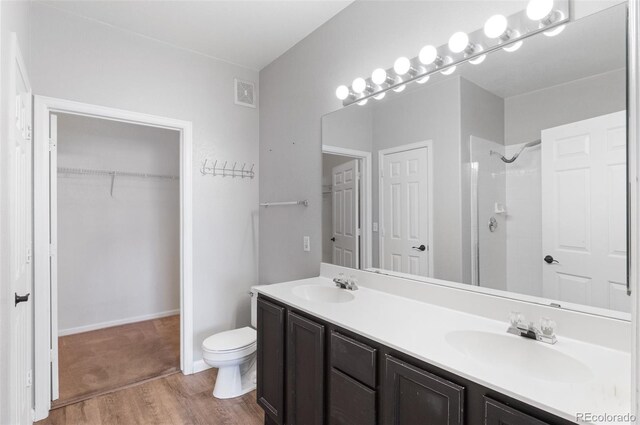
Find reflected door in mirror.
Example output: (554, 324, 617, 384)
(332, 159, 360, 268)
(541, 111, 628, 311)
(380, 144, 432, 277)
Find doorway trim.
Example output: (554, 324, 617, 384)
(322, 145, 372, 269)
(33, 96, 193, 421)
(378, 140, 434, 277)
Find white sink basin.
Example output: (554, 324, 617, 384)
(292, 285, 355, 303)
(445, 330, 593, 384)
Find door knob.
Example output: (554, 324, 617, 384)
(15, 292, 30, 306)
(544, 255, 559, 264)
(412, 245, 426, 252)
(330, 237, 336, 242)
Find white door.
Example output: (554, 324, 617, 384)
(541, 111, 628, 311)
(332, 159, 359, 268)
(49, 114, 60, 401)
(381, 145, 431, 277)
(9, 34, 33, 425)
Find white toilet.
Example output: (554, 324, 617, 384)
(202, 289, 258, 399)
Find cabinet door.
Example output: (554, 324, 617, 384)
(485, 398, 551, 425)
(330, 368, 376, 425)
(257, 298, 286, 425)
(383, 356, 464, 425)
(287, 312, 325, 425)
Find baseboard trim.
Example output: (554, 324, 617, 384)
(192, 359, 212, 374)
(58, 309, 180, 336)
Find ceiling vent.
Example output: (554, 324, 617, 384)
(234, 78, 256, 108)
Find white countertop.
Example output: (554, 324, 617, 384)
(254, 277, 632, 425)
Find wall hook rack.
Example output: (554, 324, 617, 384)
(201, 159, 255, 179)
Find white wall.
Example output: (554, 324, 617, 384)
(56, 114, 180, 335)
(505, 68, 626, 145)
(30, 2, 259, 364)
(259, 0, 622, 284)
(0, 1, 32, 422)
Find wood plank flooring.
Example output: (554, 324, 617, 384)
(37, 369, 264, 425)
(54, 315, 181, 407)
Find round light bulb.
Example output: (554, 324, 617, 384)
(393, 57, 411, 76)
(372, 68, 387, 85)
(335, 85, 350, 100)
(440, 57, 456, 75)
(544, 24, 565, 37)
(393, 84, 406, 93)
(352, 77, 367, 94)
(448, 31, 469, 53)
(357, 98, 368, 106)
(419, 45, 438, 65)
(503, 40, 523, 52)
(484, 15, 508, 39)
(469, 54, 486, 65)
(416, 75, 430, 84)
(441, 66, 456, 76)
(526, 0, 554, 21)
(374, 92, 386, 100)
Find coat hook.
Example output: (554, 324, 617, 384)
(201, 159, 208, 175)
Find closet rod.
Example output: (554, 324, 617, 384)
(57, 167, 179, 180)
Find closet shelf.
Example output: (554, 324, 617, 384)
(57, 167, 179, 197)
(57, 167, 179, 180)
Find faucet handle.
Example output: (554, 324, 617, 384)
(509, 311, 525, 327)
(540, 317, 556, 336)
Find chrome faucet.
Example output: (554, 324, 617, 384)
(507, 312, 557, 345)
(333, 273, 358, 291)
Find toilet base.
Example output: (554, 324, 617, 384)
(212, 356, 257, 399)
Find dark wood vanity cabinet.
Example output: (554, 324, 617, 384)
(256, 298, 286, 425)
(286, 312, 325, 425)
(383, 355, 464, 425)
(485, 398, 551, 425)
(256, 294, 573, 425)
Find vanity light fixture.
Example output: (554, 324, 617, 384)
(335, 0, 569, 106)
(352, 77, 367, 94)
(484, 14, 509, 39)
(527, 0, 565, 36)
(335, 85, 351, 101)
(418, 45, 443, 66)
(440, 56, 456, 75)
(503, 37, 523, 52)
(526, 0, 554, 21)
(448, 31, 484, 65)
(372, 68, 392, 86)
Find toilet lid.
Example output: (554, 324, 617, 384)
(202, 327, 256, 352)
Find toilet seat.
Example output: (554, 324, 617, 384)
(202, 327, 256, 353)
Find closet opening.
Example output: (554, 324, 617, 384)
(53, 114, 181, 407)
(33, 97, 193, 419)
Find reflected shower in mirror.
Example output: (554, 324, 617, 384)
(321, 4, 629, 314)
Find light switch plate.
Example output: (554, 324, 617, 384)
(303, 236, 310, 252)
(373, 222, 379, 232)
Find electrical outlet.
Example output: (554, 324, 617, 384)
(303, 236, 310, 252)
(373, 222, 379, 232)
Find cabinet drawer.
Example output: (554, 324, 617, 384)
(330, 369, 376, 425)
(485, 398, 551, 425)
(331, 331, 377, 387)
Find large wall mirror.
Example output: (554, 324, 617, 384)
(321, 3, 629, 316)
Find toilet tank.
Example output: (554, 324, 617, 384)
(250, 287, 258, 328)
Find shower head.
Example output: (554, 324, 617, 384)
(490, 139, 541, 164)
